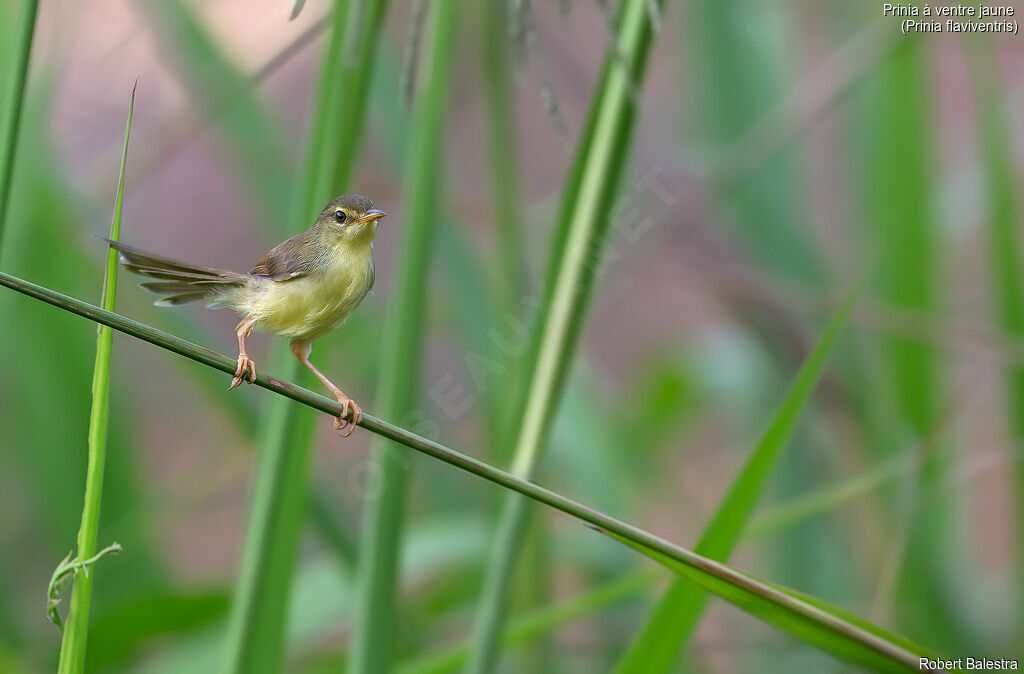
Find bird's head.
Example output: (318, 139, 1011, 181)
(317, 194, 387, 244)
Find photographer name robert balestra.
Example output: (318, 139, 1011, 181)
(920, 658, 1019, 671)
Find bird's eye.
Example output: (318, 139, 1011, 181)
(334, 210, 347, 224)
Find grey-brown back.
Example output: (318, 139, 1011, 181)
(249, 228, 324, 281)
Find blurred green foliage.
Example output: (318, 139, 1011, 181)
(1, 0, 1021, 671)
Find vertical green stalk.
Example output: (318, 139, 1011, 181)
(221, 1, 390, 671)
(967, 37, 1024, 632)
(483, 0, 527, 317)
(349, 2, 458, 671)
(56, 85, 135, 674)
(0, 0, 39, 251)
(481, 0, 529, 454)
(465, 1, 663, 670)
(869, 43, 938, 449)
(861, 39, 959, 648)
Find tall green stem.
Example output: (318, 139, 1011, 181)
(483, 0, 527, 316)
(861, 37, 960, 648)
(0, 0, 39, 252)
(56, 86, 134, 674)
(349, 2, 458, 671)
(481, 0, 529, 449)
(466, 1, 663, 670)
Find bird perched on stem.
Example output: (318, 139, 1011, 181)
(108, 194, 386, 436)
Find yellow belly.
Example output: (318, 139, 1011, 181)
(232, 247, 374, 341)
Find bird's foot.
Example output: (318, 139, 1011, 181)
(333, 394, 362, 438)
(229, 353, 257, 390)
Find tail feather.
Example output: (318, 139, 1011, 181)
(122, 264, 225, 282)
(154, 293, 210, 307)
(104, 239, 247, 306)
(139, 279, 238, 293)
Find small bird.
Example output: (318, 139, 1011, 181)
(109, 194, 386, 436)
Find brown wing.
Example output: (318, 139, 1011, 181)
(250, 229, 320, 281)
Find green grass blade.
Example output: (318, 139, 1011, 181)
(601, 529, 935, 674)
(0, 273, 942, 672)
(483, 0, 527, 315)
(56, 83, 135, 674)
(349, 2, 458, 671)
(0, 0, 38, 251)
(614, 277, 863, 673)
(866, 44, 938, 444)
(469, 0, 529, 450)
(466, 1, 663, 669)
(967, 36, 1024, 632)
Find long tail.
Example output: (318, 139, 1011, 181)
(105, 239, 247, 307)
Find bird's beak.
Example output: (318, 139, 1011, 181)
(358, 209, 387, 224)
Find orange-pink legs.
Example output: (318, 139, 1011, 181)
(228, 316, 257, 390)
(290, 338, 362, 436)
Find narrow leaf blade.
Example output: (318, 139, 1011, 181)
(56, 83, 135, 674)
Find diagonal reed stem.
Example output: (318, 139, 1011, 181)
(0, 271, 936, 673)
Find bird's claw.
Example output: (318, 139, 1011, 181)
(333, 396, 362, 438)
(229, 353, 257, 390)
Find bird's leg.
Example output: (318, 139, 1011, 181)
(229, 316, 258, 390)
(290, 339, 362, 436)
